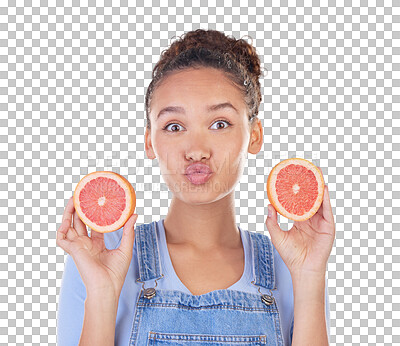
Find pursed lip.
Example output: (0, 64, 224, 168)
(184, 163, 213, 175)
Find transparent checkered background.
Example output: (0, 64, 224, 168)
(1, 0, 398, 345)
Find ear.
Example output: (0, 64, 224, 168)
(145, 127, 156, 160)
(248, 117, 263, 155)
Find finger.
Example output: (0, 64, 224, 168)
(62, 196, 74, 225)
(57, 218, 70, 243)
(56, 230, 74, 255)
(316, 191, 325, 218)
(265, 204, 285, 248)
(315, 166, 326, 217)
(315, 166, 334, 223)
(119, 214, 138, 258)
(322, 185, 334, 224)
(73, 211, 88, 236)
(57, 205, 75, 253)
(58, 197, 77, 243)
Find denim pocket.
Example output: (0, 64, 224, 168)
(147, 331, 268, 345)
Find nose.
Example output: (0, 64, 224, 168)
(185, 150, 210, 162)
(184, 133, 211, 162)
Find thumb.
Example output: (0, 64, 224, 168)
(119, 213, 138, 258)
(265, 204, 284, 247)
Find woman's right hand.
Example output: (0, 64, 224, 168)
(56, 196, 138, 300)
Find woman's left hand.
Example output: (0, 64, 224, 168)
(265, 167, 336, 276)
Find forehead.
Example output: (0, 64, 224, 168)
(151, 67, 245, 111)
(160, 66, 228, 82)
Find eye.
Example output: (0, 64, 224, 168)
(210, 119, 232, 130)
(163, 123, 183, 132)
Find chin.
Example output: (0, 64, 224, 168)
(171, 183, 234, 204)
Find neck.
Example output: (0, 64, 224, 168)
(163, 192, 241, 251)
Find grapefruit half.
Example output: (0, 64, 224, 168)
(73, 171, 136, 233)
(267, 158, 324, 221)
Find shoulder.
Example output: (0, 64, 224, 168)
(249, 232, 292, 290)
(247, 230, 273, 247)
(248, 232, 288, 271)
(247, 230, 275, 260)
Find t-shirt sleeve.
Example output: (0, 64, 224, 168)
(325, 275, 331, 343)
(56, 254, 86, 346)
(288, 275, 331, 345)
(56, 227, 124, 346)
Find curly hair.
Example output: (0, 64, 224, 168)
(145, 29, 265, 130)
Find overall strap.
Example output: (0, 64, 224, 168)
(249, 231, 276, 290)
(135, 221, 163, 282)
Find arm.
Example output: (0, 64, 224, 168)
(266, 182, 335, 345)
(57, 198, 137, 346)
(57, 254, 86, 346)
(290, 271, 329, 346)
(79, 290, 120, 346)
(57, 255, 120, 346)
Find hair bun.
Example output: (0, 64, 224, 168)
(228, 36, 262, 78)
(161, 29, 262, 79)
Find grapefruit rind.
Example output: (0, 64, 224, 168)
(267, 158, 324, 222)
(73, 171, 136, 233)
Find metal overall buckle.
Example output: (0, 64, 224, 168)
(136, 274, 164, 300)
(251, 280, 276, 306)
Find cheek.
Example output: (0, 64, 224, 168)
(151, 135, 173, 158)
(159, 153, 181, 174)
(218, 143, 247, 174)
(153, 140, 182, 173)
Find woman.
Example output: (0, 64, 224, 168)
(57, 29, 335, 345)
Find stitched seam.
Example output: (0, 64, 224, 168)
(143, 224, 151, 279)
(248, 231, 257, 285)
(150, 222, 157, 278)
(273, 303, 280, 345)
(267, 236, 276, 289)
(129, 293, 144, 345)
(154, 221, 163, 278)
(136, 226, 143, 281)
(250, 232, 259, 285)
(142, 224, 152, 280)
(136, 302, 278, 312)
(148, 332, 268, 342)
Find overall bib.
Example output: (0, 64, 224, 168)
(129, 221, 284, 345)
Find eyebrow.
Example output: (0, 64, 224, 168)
(156, 102, 239, 120)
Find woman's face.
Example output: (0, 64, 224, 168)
(145, 67, 263, 204)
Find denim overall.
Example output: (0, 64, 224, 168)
(129, 221, 284, 345)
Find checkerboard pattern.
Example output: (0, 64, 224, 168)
(1, 1, 398, 345)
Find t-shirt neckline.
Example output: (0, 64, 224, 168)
(157, 218, 249, 296)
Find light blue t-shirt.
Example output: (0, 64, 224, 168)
(57, 219, 330, 345)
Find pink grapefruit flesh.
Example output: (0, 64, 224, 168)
(267, 158, 324, 221)
(73, 171, 136, 233)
